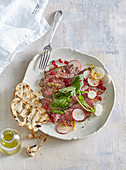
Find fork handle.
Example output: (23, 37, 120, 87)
(49, 10, 63, 46)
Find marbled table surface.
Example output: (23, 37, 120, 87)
(0, 0, 125, 170)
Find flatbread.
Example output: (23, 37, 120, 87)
(11, 82, 49, 132)
(26, 135, 48, 157)
(14, 82, 44, 111)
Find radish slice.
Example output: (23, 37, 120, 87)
(83, 70, 91, 79)
(72, 109, 86, 121)
(91, 67, 105, 79)
(88, 90, 97, 99)
(88, 76, 100, 86)
(56, 123, 71, 134)
(101, 74, 111, 86)
(94, 104, 103, 116)
(68, 60, 82, 71)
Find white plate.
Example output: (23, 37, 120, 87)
(23, 48, 115, 140)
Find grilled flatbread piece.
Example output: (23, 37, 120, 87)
(11, 82, 48, 132)
(14, 82, 43, 110)
(27, 135, 48, 157)
(11, 97, 48, 132)
(11, 97, 31, 127)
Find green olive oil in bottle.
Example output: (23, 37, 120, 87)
(0, 128, 21, 155)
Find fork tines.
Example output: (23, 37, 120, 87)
(38, 45, 52, 70)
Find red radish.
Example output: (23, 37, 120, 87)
(94, 104, 103, 116)
(83, 69, 91, 79)
(88, 76, 100, 86)
(68, 60, 82, 71)
(101, 74, 111, 86)
(88, 90, 97, 99)
(72, 108, 86, 121)
(56, 123, 71, 134)
(91, 67, 105, 79)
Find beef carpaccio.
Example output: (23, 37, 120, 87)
(39, 59, 111, 134)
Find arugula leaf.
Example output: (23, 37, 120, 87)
(50, 74, 95, 114)
(71, 74, 84, 91)
(71, 74, 84, 85)
(51, 109, 65, 114)
(82, 100, 95, 110)
(75, 94, 95, 112)
(51, 98, 70, 108)
(74, 95, 91, 112)
(71, 90, 76, 96)
(59, 86, 76, 93)
(51, 91, 72, 109)
(78, 94, 84, 103)
(55, 91, 64, 97)
(79, 91, 89, 94)
(78, 94, 95, 112)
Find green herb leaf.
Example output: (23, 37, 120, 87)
(78, 94, 84, 103)
(75, 94, 95, 112)
(79, 91, 89, 94)
(50, 74, 96, 114)
(51, 92, 72, 109)
(51, 109, 65, 114)
(59, 86, 76, 93)
(71, 74, 84, 91)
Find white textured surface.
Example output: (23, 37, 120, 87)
(0, 0, 126, 170)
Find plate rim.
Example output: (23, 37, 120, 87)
(23, 47, 116, 140)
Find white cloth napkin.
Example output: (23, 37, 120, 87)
(0, 0, 50, 74)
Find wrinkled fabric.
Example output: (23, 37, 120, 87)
(0, 0, 50, 73)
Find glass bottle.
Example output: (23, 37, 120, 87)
(0, 128, 21, 155)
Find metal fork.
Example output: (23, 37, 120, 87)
(38, 10, 63, 70)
